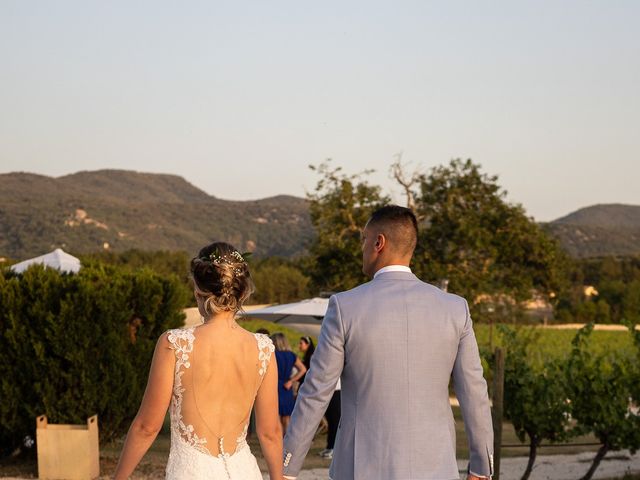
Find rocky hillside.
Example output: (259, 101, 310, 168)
(544, 204, 640, 257)
(0, 170, 312, 260)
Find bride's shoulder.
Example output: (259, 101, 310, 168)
(162, 326, 196, 350)
(253, 332, 275, 349)
(239, 328, 274, 347)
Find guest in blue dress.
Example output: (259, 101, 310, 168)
(271, 333, 307, 433)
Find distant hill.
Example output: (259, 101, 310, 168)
(545, 204, 640, 258)
(0, 170, 313, 260)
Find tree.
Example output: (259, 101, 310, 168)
(389, 153, 422, 212)
(249, 257, 311, 304)
(498, 326, 571, 480)
(306, 160, 390, 292)
(557, 257, 640, 325)
(411, 159, 568, 321)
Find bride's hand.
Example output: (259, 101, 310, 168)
(283, 380, 293, 390)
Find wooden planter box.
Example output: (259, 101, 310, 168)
(36, 415, 100, 480)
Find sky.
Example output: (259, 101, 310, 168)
(1, 1, 638, 221)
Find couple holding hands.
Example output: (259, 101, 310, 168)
(114, 205, 493, 480)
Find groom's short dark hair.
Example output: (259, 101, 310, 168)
(367, 205, 418, 256)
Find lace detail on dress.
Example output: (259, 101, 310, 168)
(236, 423, 249, 451)
(167, 327, 210, 455)
(255, 333, 275, 376)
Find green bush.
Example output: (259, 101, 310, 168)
(0, 264, 186, 456)
(79, 249, 193, 307)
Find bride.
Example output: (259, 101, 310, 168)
(114, 242, 283, 480)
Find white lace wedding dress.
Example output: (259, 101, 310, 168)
(164, 326, 275, 480)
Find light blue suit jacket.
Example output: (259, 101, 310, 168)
(283, 271, 494, 480)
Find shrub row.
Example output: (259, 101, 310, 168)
(0, 264, 186, 456)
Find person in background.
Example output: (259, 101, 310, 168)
(297, 336, 315, 386)
(256, 328, 271, 335)
(271, 333, 307, 433)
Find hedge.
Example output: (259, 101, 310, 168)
(0, 264, 186, 456)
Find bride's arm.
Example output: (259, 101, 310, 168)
(113, 333, 174, 480)
(254, 357, 284, 480)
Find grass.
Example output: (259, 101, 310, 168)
(473, 323, 637, 363)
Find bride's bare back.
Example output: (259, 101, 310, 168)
(168, 324, 274, 457)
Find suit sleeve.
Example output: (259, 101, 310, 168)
(452, 299, 494, 477)
(283, 294, 345, 476)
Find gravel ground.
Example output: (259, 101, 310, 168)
(259, 451, 640, 480)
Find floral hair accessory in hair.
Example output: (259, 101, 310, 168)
(207, 248, 252, 274)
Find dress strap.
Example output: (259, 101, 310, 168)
(166, 327, 209, 454)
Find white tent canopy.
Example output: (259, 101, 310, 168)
(10, 248, 81, 274)
(241, 297, 329, 337)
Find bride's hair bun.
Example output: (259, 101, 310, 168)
(190, 242, 255, 315)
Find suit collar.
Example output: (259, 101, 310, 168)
(373, 265, 412, 278)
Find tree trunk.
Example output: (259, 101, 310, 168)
(580, 444, 609, 480)
(520, 437, 538, 480)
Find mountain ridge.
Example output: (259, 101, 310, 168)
(546, 204, 640, 258)
(1, 170, 639, 260)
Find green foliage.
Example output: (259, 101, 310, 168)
(248, 257, 312, 304)
(413, 159, 568, 321)
(473, 324, 636, 364)
(483, 324, 640, 480)
(80, 249, 193, 307)
(498, 326, 571, 479)
(0, 264, 186, 456)
(499, 326, 571, 441)
(555, 256, 640, 324)
(79, 248, 315, 309)
(306, 160, 390, 292)
(80, 249, 191, 280)
(565, 324, 640, 480)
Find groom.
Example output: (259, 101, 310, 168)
(283, 205, 494, 480)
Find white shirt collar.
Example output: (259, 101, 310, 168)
(373, 265, 412, 279)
